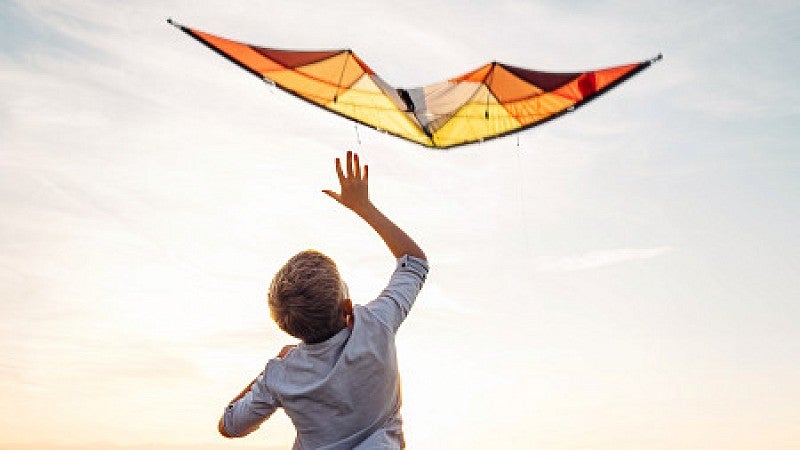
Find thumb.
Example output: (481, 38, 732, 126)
(322, 190, 341, 202)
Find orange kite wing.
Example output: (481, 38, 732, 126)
(169, 19, 661, 149)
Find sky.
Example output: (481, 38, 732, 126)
(1, 1, 798, 449)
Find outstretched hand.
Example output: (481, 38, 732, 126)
(322, 150, 425, 261)
(322, 150, 371, 213)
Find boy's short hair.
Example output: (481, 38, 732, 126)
(268, 250, 347, 344)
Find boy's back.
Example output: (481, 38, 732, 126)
(226, 255, 427, 448)
(218, 151, 428, 449)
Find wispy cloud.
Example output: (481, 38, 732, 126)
(538, 246, 673, 272)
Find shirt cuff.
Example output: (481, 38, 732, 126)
(397, 254, 429, 281)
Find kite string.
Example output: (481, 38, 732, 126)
(354, 124, 362, 148)
(514, 140, 532, 256)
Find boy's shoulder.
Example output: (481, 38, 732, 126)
(360, 255, 429, 332)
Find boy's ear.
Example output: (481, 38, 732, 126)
(343, 298, 354, 329)
(342, 298, 353, 315)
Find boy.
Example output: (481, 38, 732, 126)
(218, 151, 428, 449)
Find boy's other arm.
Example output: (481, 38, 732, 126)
(217, 345, 294, 438)
(218, 375, 260, 438)
(323, 151, 426, 261)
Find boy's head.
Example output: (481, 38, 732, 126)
(268, 250, 352, 344)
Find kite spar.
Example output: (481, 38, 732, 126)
(169, 19, 661, 149)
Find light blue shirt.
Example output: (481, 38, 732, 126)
(223, 255, 429, 449)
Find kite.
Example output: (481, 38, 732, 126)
(169, 19, 661, 149)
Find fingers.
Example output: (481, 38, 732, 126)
(363, 164, 368, 183)
(346, 151, 354, 179)
(335, 157, 345, 184)
(354, 153, 361, 180)
(333, 150, 366, 186)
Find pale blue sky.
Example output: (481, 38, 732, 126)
(1, 1, 798, 448)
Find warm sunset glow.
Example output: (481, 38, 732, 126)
(1, 1, 798, 449)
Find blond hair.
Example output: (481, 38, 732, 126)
(268, 250, 346, 343)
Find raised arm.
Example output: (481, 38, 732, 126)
(323, 151, 426, 261)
